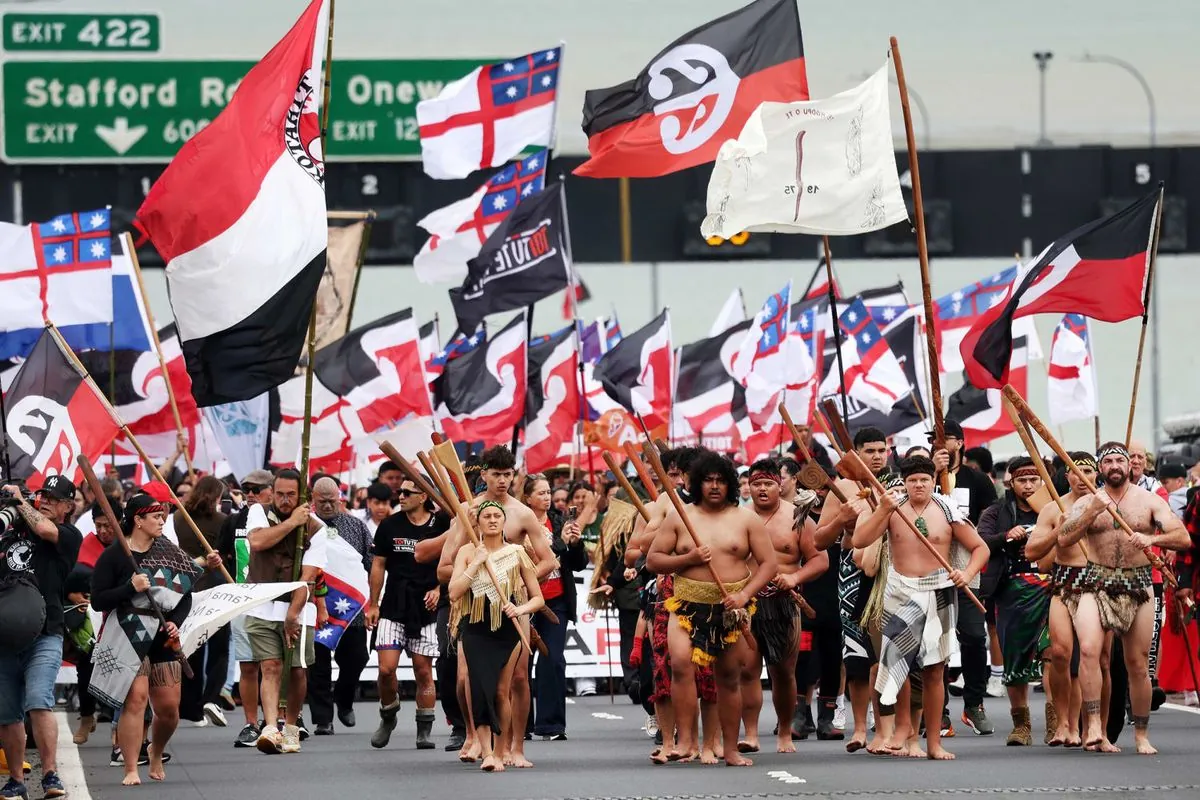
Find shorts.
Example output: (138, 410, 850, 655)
(231, 615, 254, 663)
(375, 618, 439, 658)
(0, 633, 63, 724)
(243, 615, 316, 666)
(136, 658, 182, 688)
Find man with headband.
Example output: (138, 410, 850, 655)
(1055, 441, 1189, 755)
(738, 459, 828, 755)
(1027, 451, 1105, 749)
(853, 456, 990, 761)
(978, 457, 1049, 746)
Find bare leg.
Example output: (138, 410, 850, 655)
(146, 682, 181, 781)
(667, 614, 700, 760)
(716, 637, 753, 766)
(1046, 598, 1074, 745)
(1073, 594, 1108, 749)
(239, 662, 260, 726)
(457, 649, 480, 760)
(118, 677, 150, 785)
(284, 667, 306, 726)
(1121, 601, 1158, 755)
(924, 663, 953, 760)
(651, 699, 677, 763)
(885, 679, 912, 751)
(506, 634, 532, 767)
(700, 700, 721, 762)
(1097, 632, 1117, 750)
(257, 659, 282, 730)
(482, 645, 521, 773)
(738, 650, 764, 753)
(0, 723, 27, 784)
(849, 677, 872, 750)
(27, 708, 58, 776)
(768, 656, 799, 753)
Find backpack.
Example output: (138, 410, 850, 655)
(0, 571, 46, 652)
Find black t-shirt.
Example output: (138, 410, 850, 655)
(373, 511, 448, 621)
(91, 542, 193, 663)
(0, 521, 82, 637)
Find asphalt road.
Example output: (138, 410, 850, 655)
(51, 695, 1200, 800)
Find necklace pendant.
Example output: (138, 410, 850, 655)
(915, 516, 929, 538)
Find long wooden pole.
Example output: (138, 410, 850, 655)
(78, 455, 193, 678)
(44, 323, 232, 583)
(1124, 186, 1164, 447)
(821, 237, 851, 430)
(602, 452, 650, 522)
(622, 442, 659, 501)
(890, 37, 950, 495)
(121, 232, 194, 479)
(617, 177, 632, 263)
(1002, 384, 1181, 590)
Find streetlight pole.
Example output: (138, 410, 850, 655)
(1077, 52, 1160, 443)
(1033, 51, 1053, 146)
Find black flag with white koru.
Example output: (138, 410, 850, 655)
(449, 182, 572, 333)
(2, 328, 120, 489)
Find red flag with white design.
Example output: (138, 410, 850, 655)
(947, 336, 1029, 446)
(592, 310, 672, 430)
(524, 327, 579, 473)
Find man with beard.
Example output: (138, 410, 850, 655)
(739, 459, 828, 754)
(1026, 452, 1101, 749)
(245, 470, 329, 755)
(978, 457, 1049, 746)
(1056, 442, 1189, 755)
(648, 451, 777, 767)
(365, 477, 450, 749)
(853, 457, 990, 760)
(813, 427, 893, 753)
(436, 445, 555, 768)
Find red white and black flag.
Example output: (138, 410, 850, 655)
(961, 188, 1160, 389)
(135, 0, 330, 407)
(575, 0, 807, 178)
(673, 321, 751, 447)
(434, 312, 528, 446)
(450, 183, 572, 334)
(2, 327, 121, 489)
(523, 326, 580, 473)
(948, 336, 1029, 446)
(593, 310, 673, 429)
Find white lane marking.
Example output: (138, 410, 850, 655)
(55, 712, 93, 800)
(591, 712, 624, 720)
(1162, 702, 1200, 715)
(766, 769, 806, 784)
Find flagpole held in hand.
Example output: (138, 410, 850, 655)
(890, 36, 950, 496)
(78, 454, 194, 679)
(1124, 184, 1164, 447)
(121, 232, 195, 480)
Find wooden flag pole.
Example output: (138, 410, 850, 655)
(618, 177, 633, 263)
(44, 322, 233, 583)
(78, 455, 194, 678)
(340, 209, 376, 336)
(121, 232, 194, 479)
(621, 442, 659, 501)
(891, 36, 950, 495)
(822, 236, 850, 431)
(1002, 397, 1066, 512)
(1124, 185, 1165, 447)
(1002, 384, 1182, 592)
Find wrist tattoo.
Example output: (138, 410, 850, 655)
(1131, 714, 1150, 729)
(1083, 699, 1101, 715)
(17, 504, 48, 528)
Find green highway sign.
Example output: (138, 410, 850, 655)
(3, 13, 160, 53)
(1, 58, 486, 163)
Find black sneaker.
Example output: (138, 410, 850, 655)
(40, 771, 65, 800)
(234, 723, 262, 748)
(137, 742, 171, 766)
(0, 778, 27, 799)
(296, 716, 310, 741)
(109, 746, 123, 767)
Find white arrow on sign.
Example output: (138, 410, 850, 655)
(95, 117, 147, 155)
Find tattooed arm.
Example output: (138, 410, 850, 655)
(5, 489, 59, 542)
(1056, 493, 1108, 548)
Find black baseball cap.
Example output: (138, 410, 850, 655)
(1158, 462, 1187, 480)
(39, 475, 77, 501)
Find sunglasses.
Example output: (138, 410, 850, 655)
(397, 489, 423, 498)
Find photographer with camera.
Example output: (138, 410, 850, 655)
(0, 475, 83, 800)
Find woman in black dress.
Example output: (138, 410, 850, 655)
(448, 501, 544, 772)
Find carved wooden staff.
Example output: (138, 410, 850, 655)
(639, 441, 757, 648)
(622, 443, 659, 501)
(815, 399, 877, 509)
(1001, 385, 1182, 591)
(603, 452, 651, 522)
(78, 455, 193, 679)
(810, 414, 987, 613)
(377, 442, 449, 511)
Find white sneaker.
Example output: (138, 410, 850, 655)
(832, 705, 846, 731)
(577, 678, 597, 696)
(281, 724, 302, 754)
(1183, 690, 1199, 707)
(189, 718, 209, 728)
(203, 702, 228, 727)
(986, 675, 1005, 698)
(644, 714, 659, 738)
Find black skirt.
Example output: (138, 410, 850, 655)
(460, 603, 522, 734)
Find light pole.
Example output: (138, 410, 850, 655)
(858, 72, 930, 150)
(1033, 51, 1053, 146)
(1076, 52, 1160, 443)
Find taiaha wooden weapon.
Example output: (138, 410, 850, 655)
(622, 443, 659, 501)
(1002, 385, 1185, 593)
(78, 455, 193, 679)
(603, 452, 651, 522)
(639, 441, 758, 650)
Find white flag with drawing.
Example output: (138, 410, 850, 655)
(701, 64, 907, 239)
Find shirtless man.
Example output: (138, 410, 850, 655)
(813, 427, 891, 753)
(853, 456, 990, 760)
(1025, 452, 1098, 748)
(436, 445, 557, 767)
(648, 450, 777, 767)
(739, 459, 829, 754)
(635, 447, 722, 764)
(1055, 442, 1189, 755)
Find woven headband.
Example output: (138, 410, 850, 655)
(134, 502, 165, 517)
(1072, 455, 1098, 471)
(1097, 445, 1129, 461)
(1010, 465, 1041, 479)
(476, 500, 507, 519)
(748, 470, 780, 485)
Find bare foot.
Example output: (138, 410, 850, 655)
(458, 746, 479, 763)
(699, 749, 719, 765)
(1047, 726, 1070, 747)
(480, 755, 505, 772)
(675, 750, 699, 763)
(736, 740, 759, 753)
(846, 734, 867, 753)
(510, 754, 534, 768)
(650, 748, 670, 765)
(148, 745, 167, 781)
(865, 735, 889, 754)
(904, 742, 927, 759)
(926, 744, 956, 760)
(1064, 736, 1082, 748)
(724, 753, 754, 767)
(776, 735, 796, 754)
(1134, 738, 1157, 756)
(122, 772, 141, 786)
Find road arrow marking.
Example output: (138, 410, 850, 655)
(95, 117, 147, 155)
